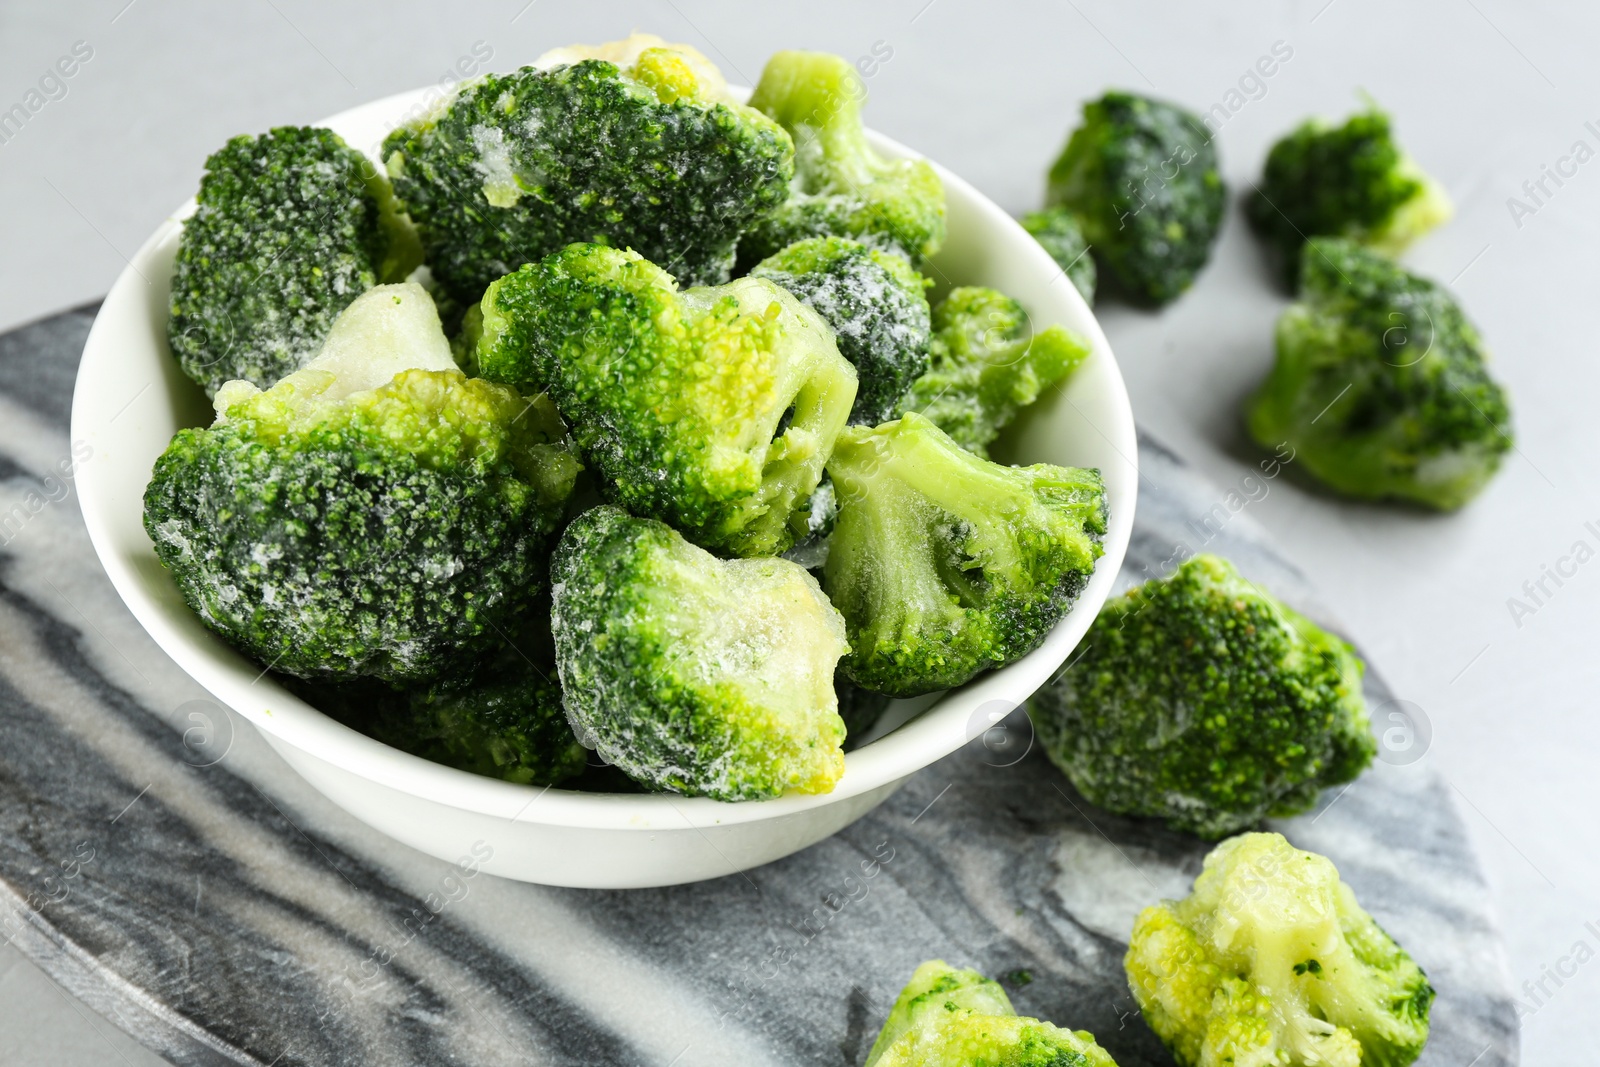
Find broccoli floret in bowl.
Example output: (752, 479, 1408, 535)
(168, 126, 422, 397)
(1127, 832, 1433, 1067)
(1246, 238, 1513, 510)
(1030, 554, 1374, 838)
(1046, 91, 1225, 306)
(1020, 206, 1097, 305)
(551, 505, 850, 801)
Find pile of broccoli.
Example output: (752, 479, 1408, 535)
(148, 39, 1106, 799)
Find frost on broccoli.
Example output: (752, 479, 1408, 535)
(742, 51, 946, 265)
(1021, 206, 1097, 305)
(1126, 832, 1433, 1067)
(1046, 92, 1225, 306)
(473, 243, 857, 557)
(169, 126, 422, 396)
(144, 283, 580, 685)
(1030, 554, 1375, 838)
(550, 505, 850, 801)
(1248, 105, 1452, 277)
(382, 45, 793, 304)
(1246, 238, 1512, 510)
(751, 236, 931, 425)
(867, 960, 1121, 1067)
(900, 287, 1090, 458)
(824, 413, 1106, 697)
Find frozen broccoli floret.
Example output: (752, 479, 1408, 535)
(473, 243, 857, 557)
(1245, 238, 1512, 510)
(824, 412, 1106, 697)
(1020, 207, 1097, 305)
(867, 960, 1121, 1067)
(144, 283, 581, 685)
(742, 51, 946, 265)
(168, 126, 422, 396)
(900, 287, 1090, 458)
(1046, 92, 1225, 306)
(1248, 105, 1452, 276)
(750, 236, 931, 424)
(1031, 554, 1375, 838)
(550, 505, 850, 801)
(1126, 832, 1434, 1067)
(533, 33, 734, 102)
(382, 45, 793, 304)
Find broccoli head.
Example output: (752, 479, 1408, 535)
(1030, 554, 1375, 838)
(382, 46, 793, 304)
(742, 51, 946, 265)
(824, 412, 1106, 697)
(169, 126, 422, 396)
(867, 960, 1121, 1067)
(1020, 207, 1098, 305)
(1126, 832, 1434, 1067)
(1248, 105, 1452, 276)
(1046, 91, 1225, 306)
(900, 287, 1090, 458)
(550, 505, 850, 801)
(1246, 238, 1512, 510)
(474, 243, 857, 557)
(750, 236, 931, 425)
(144, 283, 581, 685)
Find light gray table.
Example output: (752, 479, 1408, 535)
(2, 1, 1592, 1063)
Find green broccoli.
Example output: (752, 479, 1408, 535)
(1020, 207, 1097, 305)
(867, 960, 1121, 1067)
(1046, 91, 1225, 306)
(144, 283, 581, 685)
(168, 126, 422, 396)
(550, 505, 850, 801)
(1248, 105, 1452, 276)
(1126, 832, 1434, 1067)
(741, 51, 946, 265)
(900, 287, 1090, 458)
(1245, 238, 1512, 510)
(824, 412, 1106, 697)
(1030, 554, 1375, 838)
(473, 243, 857, 557)
(750, 236, 931, 425)
(382, 46, 793, 305)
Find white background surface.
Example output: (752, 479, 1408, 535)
(1, 1, 1593, 1063)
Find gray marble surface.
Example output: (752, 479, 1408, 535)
(0, 305, 1514, 1065)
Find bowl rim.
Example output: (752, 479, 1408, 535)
(72, 84, 1136, 832)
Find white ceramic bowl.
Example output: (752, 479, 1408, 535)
(72, 86, 1136, 889)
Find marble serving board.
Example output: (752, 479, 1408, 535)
(0, 305, 1516, 1066)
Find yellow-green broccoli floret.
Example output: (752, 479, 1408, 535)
(1021, 207, 1097, 305)
(1126, 832, 1434, 1067)
(144, 284, 580, 685)
(550, 505, 849, 801)
(741, 51, 946, 266)
(473, 243, 857, 557)
(1030, 554, 1375, 838)
(868, 960, 1121, 1067)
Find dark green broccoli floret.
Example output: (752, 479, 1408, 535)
(750, 236, 931, 424)
(169, 126, 422, 396)
(1046, 91, 1225, 306)
(824, 413, 1106, 697)
(550, 505, 850, 800)
(382, 47, 793, 305)
(144, 284, 580, 685)
(1030, 554, 1375, 838)
(1020, 207, 1097, 305)
(741, 51, 946, 265)
(1248, 105, 1452, 277)
(1127, 832, 1434, 1067)
(899, 287, 1090, 458)
(473, 243, 857, 557)
(1246, 238, 1512, 510)
(867, 960, 1121, 1067)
